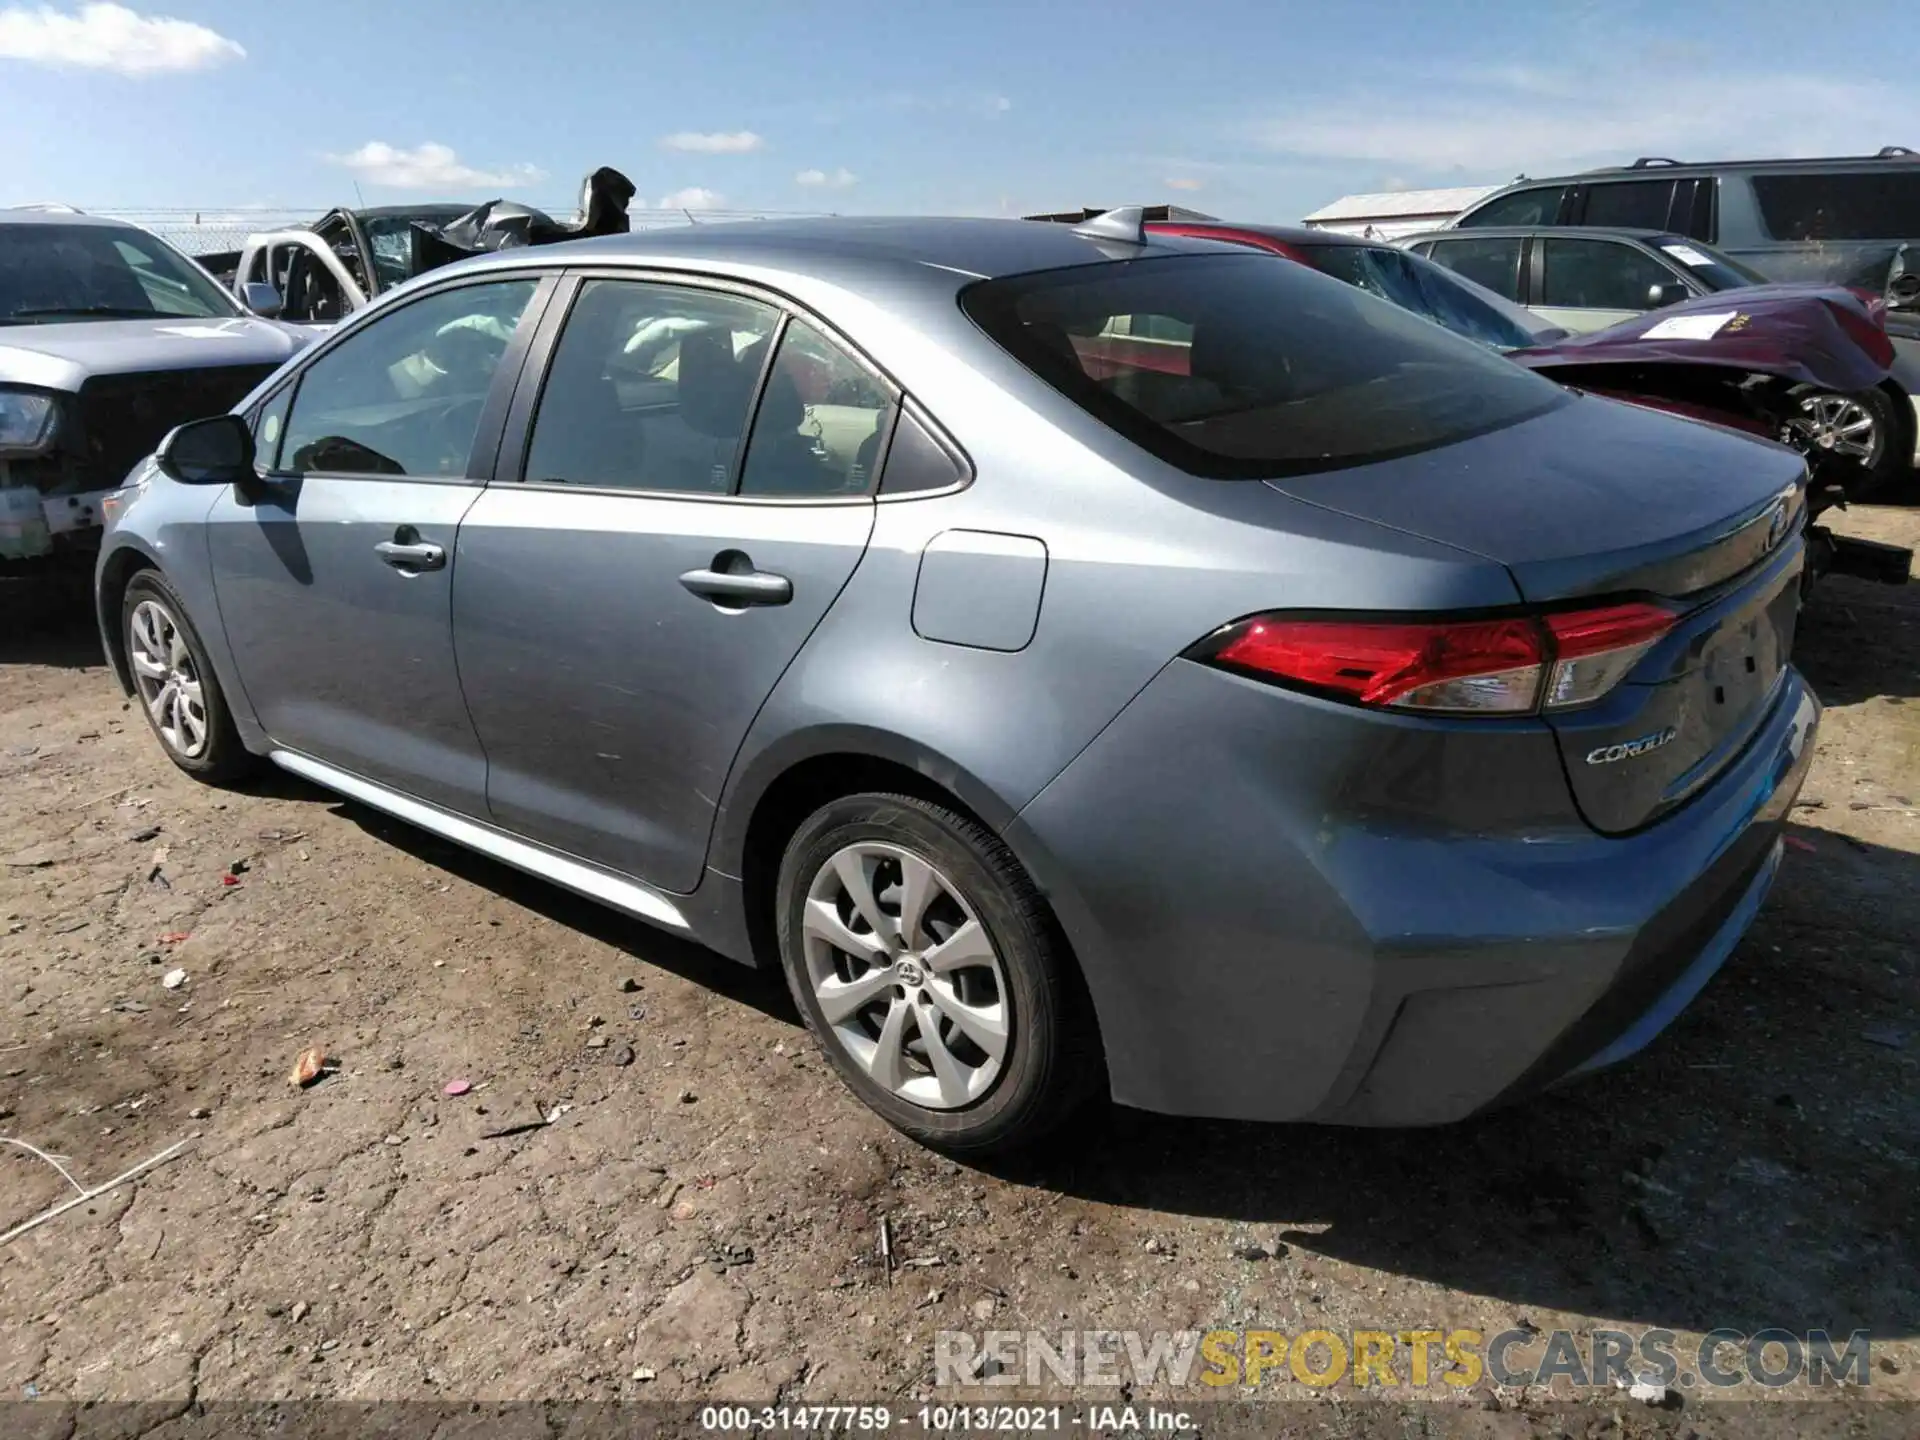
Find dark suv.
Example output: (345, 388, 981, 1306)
(1447, 148, 1920, 295)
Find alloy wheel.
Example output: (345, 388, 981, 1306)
(128, 598, 210, 759)
(1783, 391, 1881, 465)
(801, 842, 1010, 1110)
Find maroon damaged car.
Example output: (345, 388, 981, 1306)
(1134, 219, 1913, 588)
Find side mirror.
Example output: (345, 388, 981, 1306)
(156, 414, 255, 486)
(1888, 245, 1919, 311)
(241, 282, 284, 318)
(1646, 281, 1691, 310)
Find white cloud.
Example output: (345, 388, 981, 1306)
(1164, 176, 1204, 192)
(795, 167, 857, 189)
(658, 130, 763, 154)
(1253, 61, 1920, 178)
(657, 187, 723, 211)
(323, 141, 545, 190)
(0, 2, 243, 74)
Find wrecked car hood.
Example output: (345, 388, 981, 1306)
(0, 316, 311, 393)
(1510, 286, 1893, 394)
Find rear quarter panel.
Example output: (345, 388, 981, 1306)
(706, 272, 1528, 893)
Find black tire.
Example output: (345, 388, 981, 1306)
(1788, 383, 1910, 502)
(121, 570, 257, 784)
(774, 792, 1097, 1156)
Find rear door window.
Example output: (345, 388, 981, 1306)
(961, 253, 1565, 479)
(1538, 238, 1677, 310)
(1578, 180, 1677, 230)
(1752, 171, 1920, 241)
(1457, 185, 1568, 227)
(737, 317, 897, 497)
(522, 278, 780, 493)
(1420, 236, 1526, 300)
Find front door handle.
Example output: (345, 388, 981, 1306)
(679, 558, 793, 607)
(375, 537, 446, 572)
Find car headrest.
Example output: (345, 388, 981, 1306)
(678, 327, 749, 438)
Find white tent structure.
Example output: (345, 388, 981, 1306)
(1300, 185, 1500, 241)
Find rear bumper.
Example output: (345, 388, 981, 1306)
(1007, 661, 1820, 1126)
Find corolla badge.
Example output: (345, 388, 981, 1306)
(1586, 728, 1678, 766)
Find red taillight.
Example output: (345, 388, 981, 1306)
(1203, 603, 1677, 715)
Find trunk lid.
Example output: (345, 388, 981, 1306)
(1266, 392, 1808, 833)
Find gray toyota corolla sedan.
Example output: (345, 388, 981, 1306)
(95, 212, 1819, 1154)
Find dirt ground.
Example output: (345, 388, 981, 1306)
(2, 506, 1917, 1438)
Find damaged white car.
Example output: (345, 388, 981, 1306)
(1, 207, 312, 574)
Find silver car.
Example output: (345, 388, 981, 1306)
(96, 214, 1819, 1154)
(1, 208, 311, 572)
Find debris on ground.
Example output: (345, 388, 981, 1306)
(1626, 1375, 1672, 1406)
(160, 968, 187, 990)
(289, 1047, 326, 1088)
(630, 1366, 655, 1382)
(443, 1079, 472, 1097)
(290, 1300, 310, 1323)
(1861, 1026, 1907, 1050)
(0, 1134, 194, 1247)
(611, 1044, 635, 1067)
(158, 932, 190, 945)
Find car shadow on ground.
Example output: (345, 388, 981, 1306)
(301, 787, 802, 1028)
(0, 586, 105, 670)
(1797, 570, 1920, 705)
(987, 821, 1919, 1339)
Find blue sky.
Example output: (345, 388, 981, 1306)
(6, 0, 1920, 221)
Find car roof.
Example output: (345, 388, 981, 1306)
(347, 203, 481, 222)
(1577, 149, 1916, 175)
(1472, 150, 1917, 193)
(1413, 225, 1676, 243)
(0, 208, 144, 231)
(435, 215, 1235, 290)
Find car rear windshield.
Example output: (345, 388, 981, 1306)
(1292, 242, 1549, 351)
(961, 253, 1566, 478)
(0, 222, 240, 325)
(1752, 171, 1920, 242)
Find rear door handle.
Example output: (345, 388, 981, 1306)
(375, 539, 446, 572)
(679, 563, 792, 607)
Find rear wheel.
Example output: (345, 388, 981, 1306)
(122, 571, 255, 784)
(774, 793, 1094, 1155)
(1782, 384, 1908, 500)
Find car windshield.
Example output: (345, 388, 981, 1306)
(1294, 243, 1554, 351)
(1646, 236, 1768, 290)
(0, 221, 241, 325)
(962, 253, 1566, 478)
(356, 210, 471, 293)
